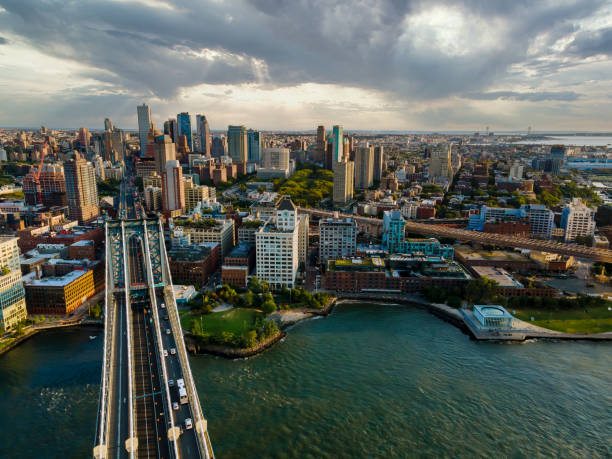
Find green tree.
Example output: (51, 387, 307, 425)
(191, 319, 203, 336)
(243, 330, 257, 348)
(261, 300, 276, 314)
(262, 319, 279, 338)
(464, 277, 498, 304)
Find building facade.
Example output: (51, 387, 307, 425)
(177, 112, 193, 151)
(64, 156, 99, 224)
(247, 130, 262, 162)
(333, 160, 354, 204)
(319, 217, 357, 262)
(355, 145, 374, 189)
(255, 197, 301, 289)
(561, 198, 596, 242)
(228, 125, 248, 163)
(0, 237, 27, 330)
(195, 114, 211, 156)
(137, 103, 151, 156)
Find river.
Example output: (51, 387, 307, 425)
(0, 303, 610, 458)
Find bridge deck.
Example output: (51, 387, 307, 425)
(131, 305, 169, 459)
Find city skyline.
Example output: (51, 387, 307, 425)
(0, 1, 611, 130)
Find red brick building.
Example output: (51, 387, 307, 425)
(16, 225, 104, 252)
(168, 243, 221, 287)
(221, 243, 255, 288)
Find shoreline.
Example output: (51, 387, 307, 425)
(3, 295, 610, 358)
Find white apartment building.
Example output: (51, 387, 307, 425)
(319, 218, 357, 262)
(429, 148, 451, 179)
(0, 237, 27, 330)
(561, 198, 596, 242)
(256, 197, 304, 289)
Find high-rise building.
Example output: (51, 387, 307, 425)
(333, 160, 354, 204)
(316, 125, 326, 152)
(354, 145, 374, 189)
(211, 136, 227, 157)
(227, 125, 248, 163)
(319, 217, 357, 262)
(561, 198, 596, 242)
(256, 197, 302, 288)
(64, 156, 99, 223)
(549, 145, 566, 175)
(153, 134, 176, 176)
(247, 130, 262, 162)
(78, 127, 91, 151)
(429, 147, 452, 180)
(164, 118, 177, 143)
(0, 236, 27, 331)
(144, 186, 162, 212)
(137, 103, 152, 156)
(162, 160, 184, 216)
(104, 118, 113, 132)
(373, 146, 384, 182)
(332, 125, 343, 163)
(177, 112, 193, 152)
(196, 114, 211, 156)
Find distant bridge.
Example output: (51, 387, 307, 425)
(299, 207, 612, 263)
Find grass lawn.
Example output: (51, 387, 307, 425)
(512, 304, 612, 334)
(180, 308, 263, 337)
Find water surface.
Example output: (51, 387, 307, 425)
(0, 304, 610, 458)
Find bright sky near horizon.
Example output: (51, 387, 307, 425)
(0, 0, 611, 131)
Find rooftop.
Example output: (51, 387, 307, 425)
(471, 266, 524, 288)
(168, 243, 219, 261)
(455, 245, 528, 262)
(26, 269, 88, 287)
(227, 242, 254, 259)
(474, 304, 513, 319)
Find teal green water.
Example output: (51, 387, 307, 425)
(0, 304, 611, 458)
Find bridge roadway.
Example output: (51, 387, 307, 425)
(298, 207, 612, 263)
(95, 170, 213, 458)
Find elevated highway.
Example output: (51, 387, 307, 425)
(299, 207, 612, 263)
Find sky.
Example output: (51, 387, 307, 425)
(0, 0, 611, 131)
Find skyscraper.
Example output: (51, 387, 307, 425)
(104, 118, 113, 132)
(177, 112, 193, 151)
(332, 125, 343, 163)
(354, 145, 374, 189)
(162, 160, 184, 216)
(247, 130, 262, 162)
(137, 103, 152, 156)
(549, 145, 566, 175)
(228, 125, 248, 163)
(316, 125, 326, 152)
(164, 118, 177, 143)
(195, 114, 211, 156)
(0, 236, 27, 331)
(333, 160, 354, 204)
(78, 127, 91, 151)
(153, 134, 177, 176)
(64, 156, 99, 223)
(211, 136, 227, 157)
(373, 146, 384, 182)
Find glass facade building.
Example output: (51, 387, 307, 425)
(177, 112, 193, 151)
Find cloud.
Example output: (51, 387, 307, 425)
(0, 36, 7, 44)
(565, 26, 612, 58)
(0, 0, 611, 128)
(464, 91, 583, 102)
